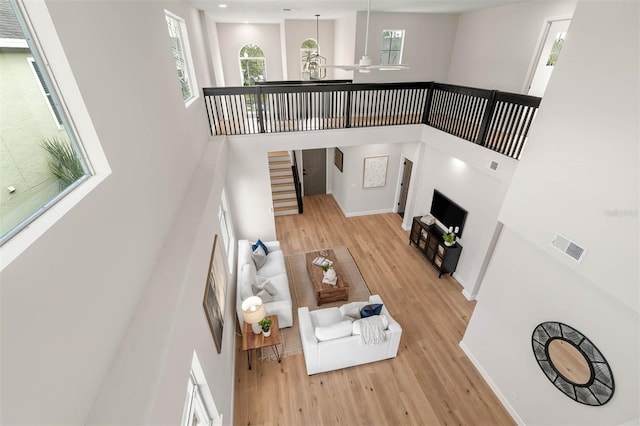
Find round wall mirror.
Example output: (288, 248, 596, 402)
(532, 322, 614, 406)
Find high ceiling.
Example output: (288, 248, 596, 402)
(190, 0, 526, 23)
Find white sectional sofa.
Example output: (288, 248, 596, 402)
(236, 239, 293, 329)
(298, 294, 402, 375)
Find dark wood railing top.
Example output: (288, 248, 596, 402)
(203, 81, 541, 160)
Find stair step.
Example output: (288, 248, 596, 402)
(273, 197, 298, 207)
(270, 169, 292, 177)
(271, 177, 294, 185)
(272, 190, 297, 200)
(274, 206, 299, 216)
(268, 151, 289, 158)
(269, 160, 291, 167)
(272, 184, 295, 192)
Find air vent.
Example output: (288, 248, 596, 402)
(551, 233, 587, 263)
(489, 160, 499, 171)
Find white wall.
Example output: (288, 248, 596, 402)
(409, 126, 518, 297)
(283, 19, 334, 81)
(446, 1, 577, 93)
(330, 143, 403, 216)
(332, 13, 357, 81)
(227, 126, 423, 241)
(462, 1, 639, 424)
(353, 11, 459, 83)
(0, 1, 235, 424)
(216, 22, 283, 86)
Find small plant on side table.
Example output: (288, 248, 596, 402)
(259, 317, 272, 336)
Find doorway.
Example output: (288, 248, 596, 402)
(527, 18, 572, 97)
(302, 149, 326, 195)
(397, 158, 413, 218)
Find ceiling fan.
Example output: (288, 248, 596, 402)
(323, 0, 409, 73)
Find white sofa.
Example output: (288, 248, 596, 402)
(298, 294, 402, 375)
(236, 239, 293, 329)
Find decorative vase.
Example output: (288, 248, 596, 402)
(263, 328, 271, 337)
(324, 267, 337, 281)
(444, 241, 454, 247)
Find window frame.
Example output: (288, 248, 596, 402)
(181, 352, 222, 426)
(238, 44, 267, 86)
(380, 29, 405, 66)
(300, 38, 318, 78)
(1, 0, 110, 268)
(164, 9, 199, 107)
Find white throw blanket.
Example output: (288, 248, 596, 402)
(359, 316, 387, 344)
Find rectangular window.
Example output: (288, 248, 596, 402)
(380, 30, 405, 65)
(165, 10, 198, 105)
(1, 1, 90, 245)
(181, 352, 222, 426)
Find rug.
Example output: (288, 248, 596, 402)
(260, 246, 372, 361)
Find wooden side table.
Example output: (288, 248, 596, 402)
(241, 315, 281, 369)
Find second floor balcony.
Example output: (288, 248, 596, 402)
(204, 81, 541, 160)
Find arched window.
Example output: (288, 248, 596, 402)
(239, 44, 266, 86)
(300, 38, 318, 79)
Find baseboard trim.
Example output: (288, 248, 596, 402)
(458, 341, 524, 426)
(461, 289, 476, 301)
(344, 208, 394, 217)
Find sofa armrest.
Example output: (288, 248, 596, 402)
(298, 307, 319, 374)
(263, 240, 281, 252)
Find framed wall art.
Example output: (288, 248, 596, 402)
(363, 156, 388, 188)
(203, 234, 227, 354)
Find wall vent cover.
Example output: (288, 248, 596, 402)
(551, 233, 587, 263)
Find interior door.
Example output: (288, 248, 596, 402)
(397, 159, 413, 218)
(302, 149, 326, 195)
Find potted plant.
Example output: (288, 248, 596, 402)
(442, 226, 458, 246)
(259, 317, 272, 337)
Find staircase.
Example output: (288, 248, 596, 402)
(268, 151, 299, 216)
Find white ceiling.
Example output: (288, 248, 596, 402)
(190, 0, 526, 23)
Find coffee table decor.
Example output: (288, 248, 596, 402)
(305, 249, 349, 305)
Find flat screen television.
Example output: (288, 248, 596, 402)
(430, 189, 468, 237)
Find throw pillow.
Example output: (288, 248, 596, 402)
(251, 245, 267, 269)
(352, 315, 389, 335)
(339, 301, 368, 319)
(255, 289, 274, 303)
(360, 303, 383, 318)
(252, 276, 278, 296)
(314, 320, 353, 342)
(251, 239, 269, 256)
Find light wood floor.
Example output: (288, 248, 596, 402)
(233, 194, 514, 425)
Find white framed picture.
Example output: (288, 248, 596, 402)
(363, 156, 388, 188)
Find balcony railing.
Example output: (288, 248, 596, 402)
(203, 81, 541, 160)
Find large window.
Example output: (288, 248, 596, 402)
(165, 10, 198, 105)
(181, 352, 222, 426)
(300, 38, 317, 80)
(239, 44, 266, 86)
(0, 1, 90, 245)
(380, 30, 405, 65)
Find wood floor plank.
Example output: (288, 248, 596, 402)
(233, 194, 514, 426)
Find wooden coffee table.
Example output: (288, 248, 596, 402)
(242, 315, 281, 370)
(304, 249, 349, 305)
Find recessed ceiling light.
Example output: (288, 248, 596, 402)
(283, 8, 294, 11)
(243, 21, 249, 24)
(218, 4, 227, 8)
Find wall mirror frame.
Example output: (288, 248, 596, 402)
(532, 321, 614, 406)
